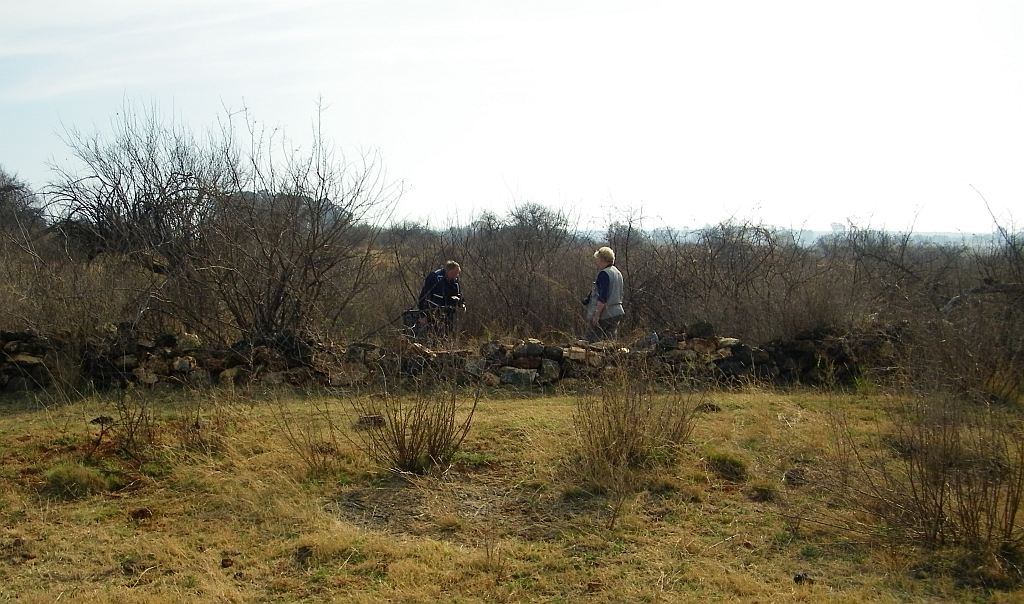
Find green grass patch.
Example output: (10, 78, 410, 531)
(705, 451, 749, 482)
(42, 462, 109, 500)
(746, 480, 777, 502)
(452, 450, 498, 469)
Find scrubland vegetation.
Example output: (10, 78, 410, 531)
(1, 106, 1022, 601)
(4, 383, 1024, 602)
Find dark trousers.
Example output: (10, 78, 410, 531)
(585, 315, 623, 343)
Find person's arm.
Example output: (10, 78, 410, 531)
(419, 272, 443, 310)
(591, 271, 610, 325)
(417, 274, 433, 310)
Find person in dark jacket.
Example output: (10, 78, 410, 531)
(414, 260, 465, 337)
(418, 260, 463, 310)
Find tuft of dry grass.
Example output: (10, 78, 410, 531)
(348, 387, 480, 475)
(706, 450, 750, 483)
(573, 373, 698, 478)
(821, 390, 1024, 587)
(41, 462, 109, 500)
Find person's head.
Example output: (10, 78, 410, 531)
(444, 260, 461, 281)
(593, 247, 615, 269)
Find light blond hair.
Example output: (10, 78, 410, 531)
(594, 247, 615, 264)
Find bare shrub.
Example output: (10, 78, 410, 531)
(605, 218, 860, 343)
(191, 131, 394, 341)
(271, 395, 348, 478)
(111, 387, 158, 461)
(906, 301, 1023, 405)
(572, 370, 699, 526)
(0, 166, 139, 344)
(349, 388, 479, 475)
(855, 217, 1023, 405)
(173, 390, 242, 455)
(471, 526, 508, 583)
(598, 455, 641, 530)
(44, 103, 397, 344)
(574, 371, 698, 476)
(825, 391, 1024, 580)
(0, 167, 44, 237)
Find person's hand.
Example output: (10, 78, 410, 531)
(589, 316, 599, 327)
(417, 317, 428, 325)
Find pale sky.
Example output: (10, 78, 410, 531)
(1, 0, 1022, 232)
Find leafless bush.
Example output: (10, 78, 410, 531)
(603, 218, 862, 342)
(572, 369, 699, 527)
(271, 394, 348, 478)
(111, 387, 158, 461)
(173, 390, 242, 455)
(0, 168, 44, 237)
(47, 105, 226, 265)
(574, 370, 698, 476)
(571, 369, 700, 526)
(1, 165, 145, 342)
(349, 387, 479, 475)
(43, 103, 396, 344)
(864, 220, 1024, 404)
(472, 526, 508, 582)
(189, 109, 395, 340)
(825, 391, 1024, 581)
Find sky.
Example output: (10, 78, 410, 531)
(1, 0, 1022, 232)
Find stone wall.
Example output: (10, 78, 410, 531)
(1, 323, 902, 394)
(0, 330, 53, 393)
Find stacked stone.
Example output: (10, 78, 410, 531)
(463, 339, 564, 387)
(75, 326, 351, 390)
(80, 328, 211, 389)
(0, 323, 904, 395)
(0, 330, 53, 392)
(642, 326, 870, 387)
(216, 333, 348, 387)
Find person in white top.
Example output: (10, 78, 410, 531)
(583, 247, 625, 342)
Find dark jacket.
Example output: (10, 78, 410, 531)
(418, 268, 462, 311)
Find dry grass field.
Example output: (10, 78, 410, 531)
(1, 387, 1021, 603)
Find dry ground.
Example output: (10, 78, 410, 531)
(0, 386, 1021, 603)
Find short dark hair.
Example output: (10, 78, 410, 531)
(444, 260, 461, 271)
